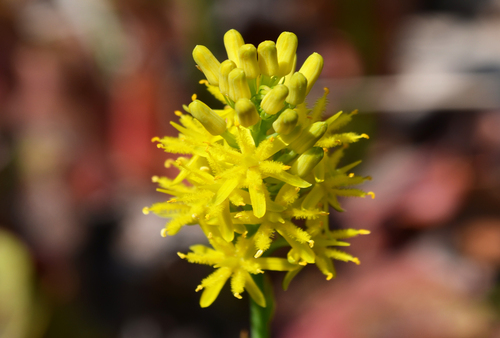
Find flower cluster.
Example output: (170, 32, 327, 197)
(144, 29, 372, 308)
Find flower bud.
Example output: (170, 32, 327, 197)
(224, 29, 244, 67)
(289, 121, 328, 154)
(290, 147, 324, 178)
(286, 72, 307, 106)
(298, 52, 324, 95)
(219, 60, 236, 96)
(261, 84, 288, 115)
(258, 41, 279, 77)
(273, 109, 298, 135)
(276, 32, 298, 77)
(193, 45, 221, 85)
(238, 44, 260, 79)
(235, 98, 260, 127)
(228, 68, 251, 102)
(188, 100, 226, 135)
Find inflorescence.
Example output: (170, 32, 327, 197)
(144, 29, 373, 308)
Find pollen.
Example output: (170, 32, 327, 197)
(151, 136, 160, 142)
(191, 93, 197, 101)
(142, 207, 150, 215)
(367, 192, 375, 199)
(174, 110, 183, 116)
(161, 229, 168, 238)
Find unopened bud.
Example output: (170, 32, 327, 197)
(224, 29, 244, 67)
(238, 44, 260, 79)
(258, 41, 279, 77)
(228, 68, 251, 102)
(219, 60, 237, 96)
(276, 32, 298, 77)
(188, 100, 226, 135)
(261, 84, 289, 115)
(286, 72, 307, 106)
(235, 98, 260, 127)
(298, 52, 324, 95)
(273, 109, 298, 135)
(290, 147, 324, 177)
(193, 45, 221, 86)
(289, 121, 328, 154)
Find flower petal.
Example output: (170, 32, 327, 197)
(199, 267, 232, 308)
(244, 272, 266, 308)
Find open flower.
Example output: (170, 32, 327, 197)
(179, 223, 297, 307)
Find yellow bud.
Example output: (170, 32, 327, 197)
(235, 98, 260, 127)
(258, 41, 279, 77)
(238, 44, 260, 79)
(298, 52, 324, 95)
(219, 60, 237, 96)
(289, 121, 328, 154)
(290, 147, 324, 177)
(228, 68, 251, 102)
(261, 84, 288, 115)
(272, 108, 298, 135)
(192, 45, 220, 85)
(188, 100, 226, 135)
(276, 32, 298, 77)
(286, 72, 307, 106)
(224, 29, 245, 67)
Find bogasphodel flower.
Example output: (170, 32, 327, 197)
(145, 29, 373, 307)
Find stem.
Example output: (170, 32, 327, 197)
(250, 274, 274, 338)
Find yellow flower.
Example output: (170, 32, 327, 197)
(179, 224, 297, 307)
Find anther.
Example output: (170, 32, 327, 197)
(254, 250, 264, 258)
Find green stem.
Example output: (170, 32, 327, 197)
(250, 274, 274, 338)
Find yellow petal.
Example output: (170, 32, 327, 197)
(244, 272, 266, 308)
(248, 169, 266, 218)
(199, 267, 232, 308)
(219, 199, 235, 242)
(214, 177, 240, 206)
(257, 257, 297, 271)
(282, 266, 303, 291)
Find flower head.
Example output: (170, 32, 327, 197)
(146, 29, 372, 307)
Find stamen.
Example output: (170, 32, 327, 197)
(195, 285, 203, 292)
(177, 252, 187, 259)
(234, 293, 242, 299)
(367, 192, 375, 199)
(161, 229, 168, 237)
(254, 250, 264, 258)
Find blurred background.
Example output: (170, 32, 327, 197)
(1, 0, 500, 337)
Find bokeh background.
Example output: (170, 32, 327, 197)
(2, 0, 500, 337)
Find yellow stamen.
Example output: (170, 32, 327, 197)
(174, 110, 183, 116)
(234, 293, 243, 299)
(326, 273, 333, 281)
(142, 207, 150, 215)
(191, 94, 197, 101)
(195, 285, 203, 292)
(367, 192, 375, 199)
(177, 252, 187, 259)
(161, 229, 168, 237)
(308, 240, 315, 248)
(254, 250, 264, 258)
(151, 136, 160, 142)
